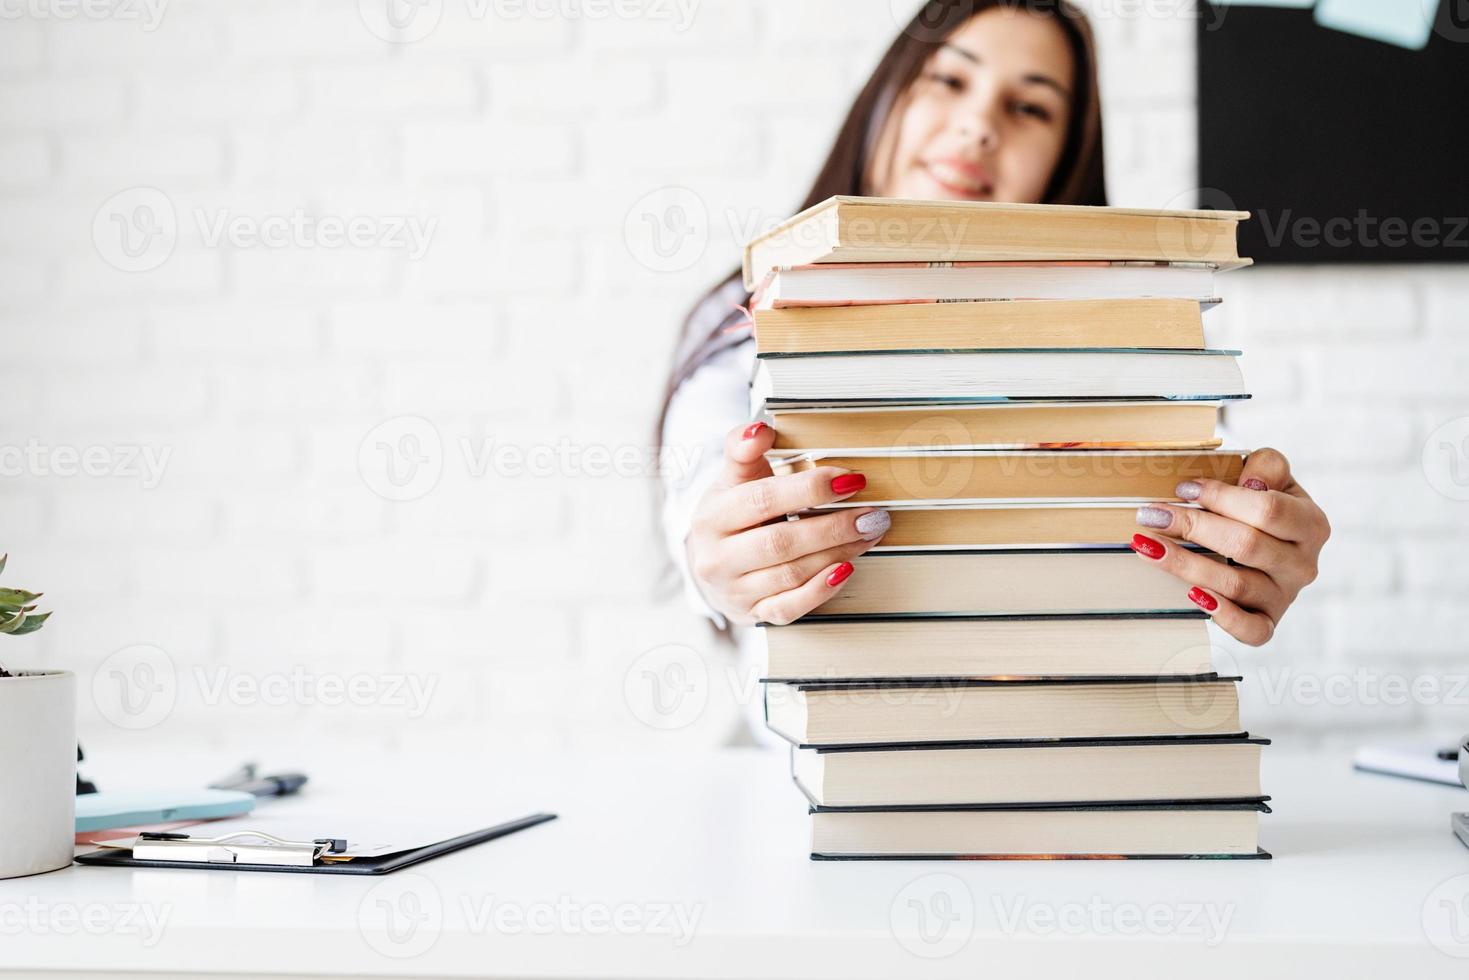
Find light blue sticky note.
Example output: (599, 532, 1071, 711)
(75, 788, 255, 832)
(1314, 0, 1437, 50)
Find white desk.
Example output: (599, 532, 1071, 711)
(3, 748, 1468, 978)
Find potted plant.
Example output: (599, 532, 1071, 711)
(0, 554, 72, 879)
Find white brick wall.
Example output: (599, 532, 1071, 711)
(1, 0, 1466, 760)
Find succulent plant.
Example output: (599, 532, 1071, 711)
(0, 554, 50, 678)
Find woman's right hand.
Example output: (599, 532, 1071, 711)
(685, 422, 891, 626)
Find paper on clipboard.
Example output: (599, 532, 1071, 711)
(93, 810, 520, 859)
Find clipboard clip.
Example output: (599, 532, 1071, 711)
(134, 831, 349, 867)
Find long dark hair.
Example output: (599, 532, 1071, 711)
(657, 0, 1108, 439)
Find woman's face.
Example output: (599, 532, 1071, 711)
(872, 8, 1076, 204)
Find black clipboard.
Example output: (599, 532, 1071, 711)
(75, 812, 556, 875)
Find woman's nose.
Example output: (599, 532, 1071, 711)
(954, 96, 1001, 152)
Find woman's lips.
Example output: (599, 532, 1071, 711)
(921, 159, 993, 198)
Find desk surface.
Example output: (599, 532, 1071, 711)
(3, 747, 1469, 979)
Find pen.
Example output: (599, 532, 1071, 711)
(209, 766, 309, 798)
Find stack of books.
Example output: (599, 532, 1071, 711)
(743, 197, 1271, 861)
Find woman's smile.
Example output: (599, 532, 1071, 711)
(919, 157, 995, 199)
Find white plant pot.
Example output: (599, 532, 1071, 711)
(0, 670, 75, 879)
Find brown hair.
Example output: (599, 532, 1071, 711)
(657, 0, 1107, 438)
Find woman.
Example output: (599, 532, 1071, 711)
(660, 1, 1329, 665)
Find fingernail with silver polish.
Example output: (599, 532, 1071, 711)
(1135, 505, 1173, 529)
(854, 509, 891, 540)
(1175, 480, 1203, 501)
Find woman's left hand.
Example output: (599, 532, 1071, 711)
(1130, 447, 1330, 646)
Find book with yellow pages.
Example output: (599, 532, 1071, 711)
(763, 677, 1243, 747)
(807, 800, 1271, 860)
(760, 611, 1212, 682)
(753, 260, 1226, 306)
(742, 196, 1250, 288)
(753, 297, 1206, 353)
(773, 449, 1245, 504)
(791, 735, 1269, 808)
(766, 400, 1224, 453)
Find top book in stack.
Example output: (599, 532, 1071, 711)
(742, 195, 1249, 290)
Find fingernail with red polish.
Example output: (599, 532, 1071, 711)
(1131, 533, 1166, 560)
(742, 422, 768, 440)
(1188, 586, 1219, 612)
(826, 562, 854, 587)
(1135, 505, 1172, 530)
(831, 473, 866, 495)
(1242, 478, 1267, 491)
(1175, 480, 1202, 501)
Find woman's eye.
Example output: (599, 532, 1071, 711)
(1011, 100, 1053, 122)
(922, 71, 965, 93)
